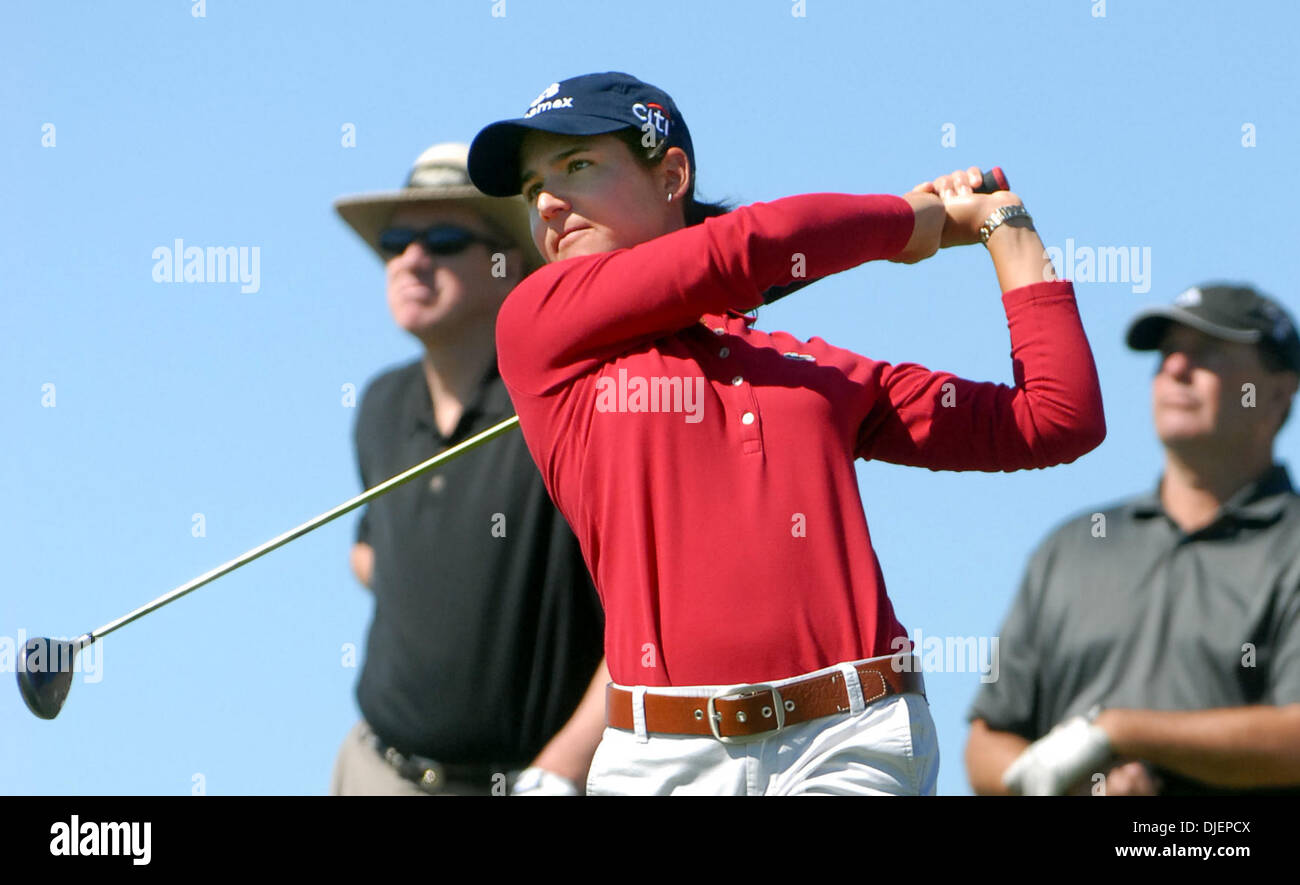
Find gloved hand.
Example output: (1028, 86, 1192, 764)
(1002, 713, 1112, 796)
(511, 766, 581, 796)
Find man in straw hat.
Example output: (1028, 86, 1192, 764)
(331, 143, 607, 795)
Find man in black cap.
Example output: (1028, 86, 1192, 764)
(965, 283, 1300, 795)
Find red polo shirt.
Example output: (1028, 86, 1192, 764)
(497, 194, 1105, 686)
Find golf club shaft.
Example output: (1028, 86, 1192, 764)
(88, 415, 521, 643)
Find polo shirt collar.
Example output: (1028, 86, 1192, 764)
(1130, 485, 1162, 518)
(1131, 464, 1294, 525)
(410, 357, 512, 439)
(471, 359, 514, 419)
(1225, 464, 1295, 522)
(698, 309, 759, 330)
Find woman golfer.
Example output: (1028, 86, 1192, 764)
(467, 72, 1105, 795)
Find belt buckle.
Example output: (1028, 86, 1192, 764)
(412, 759, 446, 793)
(381, 744, 446, 793)
(707, 683, 784, 744)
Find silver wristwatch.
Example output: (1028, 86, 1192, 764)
(979, 204, 1032, 245)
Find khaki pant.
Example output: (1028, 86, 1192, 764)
(330, 721, 495, 796)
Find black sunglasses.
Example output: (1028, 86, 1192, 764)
(378, 225, 503, 257)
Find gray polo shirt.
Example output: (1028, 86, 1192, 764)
(969, 464, 1300, 793)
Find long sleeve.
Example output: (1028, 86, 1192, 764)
(497, 193, 914, 396)
(856, 281, 1106, 471)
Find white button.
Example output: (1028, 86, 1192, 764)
(731, 376, 743, 386)
(741, 411, 755, 425)
(713, 327, 725, 336)
(719, 347, 730, 358)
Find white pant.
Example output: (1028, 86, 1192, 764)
(588, 662, 940, 796)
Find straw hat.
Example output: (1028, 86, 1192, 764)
(334, 142, 541, 270)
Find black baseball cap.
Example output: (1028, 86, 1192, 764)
(1126, 283, 1300, 373)
(468, 72, 695, 198)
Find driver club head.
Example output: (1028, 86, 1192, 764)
(17, 636, 82, 720)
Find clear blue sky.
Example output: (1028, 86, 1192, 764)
(3, 0, 1297, 796)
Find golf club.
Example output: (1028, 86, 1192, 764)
(18, 166, 1012, 720)
(17, 414, 521, 720)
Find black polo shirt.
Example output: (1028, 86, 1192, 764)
(352, 358, 603, 766)
(969, 465, 1300, 795)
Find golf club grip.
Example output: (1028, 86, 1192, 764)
(761, 167, 1010, 305)
(977, 166, 1009, 194)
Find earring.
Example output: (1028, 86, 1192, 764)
(667, 193, 674, 203)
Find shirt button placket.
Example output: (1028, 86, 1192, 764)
(738, 397, 762, 453)
(706, 318, 763, 454)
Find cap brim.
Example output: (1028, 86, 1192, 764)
(1125, 307, 1262, 351)
(333, 188, 542, 271)
(468, 116, 633, 197)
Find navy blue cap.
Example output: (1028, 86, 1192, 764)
(468, 72, 695, 198)
(1127, 283, 1300, 373)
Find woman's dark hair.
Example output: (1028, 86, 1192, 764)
(610, 127, 731, 227)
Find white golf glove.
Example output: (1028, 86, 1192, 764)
(1002, 714, 1112, 796)
(511, 766, 580, 796)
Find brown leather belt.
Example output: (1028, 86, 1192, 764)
(606, 656, 925, 743)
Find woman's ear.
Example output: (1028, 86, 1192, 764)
(661, 146, 691, 202)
